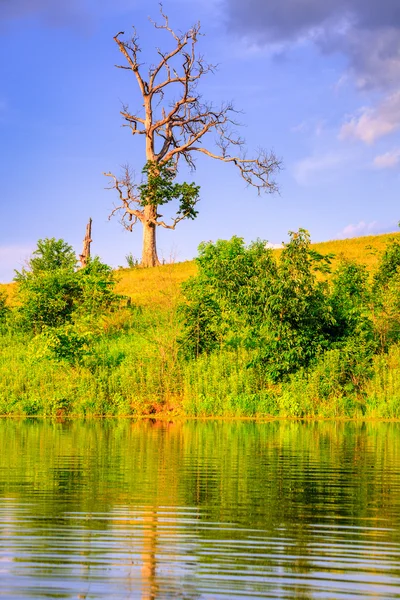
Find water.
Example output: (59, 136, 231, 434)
(0, 420, 400, 599)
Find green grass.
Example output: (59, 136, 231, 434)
(1, 230, 400, 419)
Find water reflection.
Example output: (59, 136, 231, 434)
(0, 420, 400, 598)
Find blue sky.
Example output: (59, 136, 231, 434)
(0, 0, 399, 281)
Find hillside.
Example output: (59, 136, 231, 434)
(0, 229, 399, 419)
(1, 231, 399, 308)
(114, 231, 400, 307)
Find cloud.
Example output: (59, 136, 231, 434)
(224, 0, 400, 92)
(265, 242, 284, 249)
(373, 148, 400, 169)
(291, 118, 326, 136)
(340, 91, 400, 143)
(339, 220, 398, 238)
(0, 0, 137, 28)
(0, 0, 88, 27)
(293, 152, 347, 185)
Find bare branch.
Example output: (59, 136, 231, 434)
(113, 31, 147, 97)
(107, 6, 280, 266)
(104, 168, 145, 232)
(191, 147, 281, 194)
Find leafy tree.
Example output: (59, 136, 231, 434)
(373, 238, 400, 289)
(372, 238, 400, 350)
(105, 7, 280, 267)
(15, 238, 76, 280)
(330, 261, 373, 341)
(180, 236, 276, 356)
(0, 290, 9, 327)
(257, 230, 335, 379)
(180, 230, 337, 379)
(180, 229, 390, 383)
(76, 256, 118, 316)
(14, 239, 120, 333)
(16, 270, 80, 332)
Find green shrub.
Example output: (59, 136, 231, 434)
(372, 238, 400, 351)
(0, 290, 9, 327)
(28, 324, 92, 365)
(14, 239, 122, 333)
(180, 230, 336, 379)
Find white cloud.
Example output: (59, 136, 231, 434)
(341, 221, 378, 237)
(293, 152, 346, 185)
(265, 242, 284, 249)
(291, 118, 325, 136)
(373, 148, 400, 169)
(339, 221, 398, 238)
(340, 91, 400, 144)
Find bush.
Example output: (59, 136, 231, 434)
(15, 237, 77, 279)
(28, 324, 92, 365)
(0, 290, 9, 327)
(372, 238, 400, 351)
(180, 230, 337, 379)
(14, 238, 122, 333)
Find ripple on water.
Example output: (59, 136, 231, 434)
(0, 420, 400, 598)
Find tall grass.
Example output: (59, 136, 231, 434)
(1, 231, 400, 418)
(1, 324, 399, 418)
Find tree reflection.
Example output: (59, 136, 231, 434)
(0, 419, 400, 597)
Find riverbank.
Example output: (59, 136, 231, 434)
(1, 231, 399, 419)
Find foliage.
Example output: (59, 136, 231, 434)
(180, 230, 339, 379)
(14, 239, 121, 333)
(256, 230, 335, 379)
(15, 238, 77, 280)
(0, 290, 9, 326)
(139, 161, 200, 221)
(16, 269, 80, 332)
(1, 230, 400, 417)
(125, 253, 140, 269)
(28, 324, 92, 366)
(329, 261, 374, 346)
(373, 238, 400, 289)
(372, 237, 400, 351)
(76, 256, 119, 316)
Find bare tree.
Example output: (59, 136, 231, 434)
(79, 218, 92, 268)
(105, 5, 281, 268)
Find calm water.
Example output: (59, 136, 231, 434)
(0, 420, 400, 599)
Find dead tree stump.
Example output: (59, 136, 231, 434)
(79, 218, 92, 268)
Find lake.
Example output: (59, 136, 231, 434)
(0, 419, 400, 598)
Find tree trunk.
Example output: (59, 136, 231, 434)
(141, 205, 160, 267)
(79, 218, 92, 268)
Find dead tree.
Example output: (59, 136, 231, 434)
(105, 5, 281, 267)
(79, 218, 92, 268)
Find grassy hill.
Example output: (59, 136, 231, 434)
(0, 230, 399, 419)
(113, 231, 400, 307)
(1, 231, 399, 309)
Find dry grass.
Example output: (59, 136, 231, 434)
(2, 232, 399, 309)
(114, 260, 197, 308)
(114, 232, 400, 308)
(0, 283, 17, 305)
(311, 232, 400, 272)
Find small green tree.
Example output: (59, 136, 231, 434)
(15, 238, 77, 279)
(0, 290, 9, 328)
(76, 256, 118, 316)
(15, 238, 120, 333)
(372, 238, 400, 350)
(180, 230, 336, 379)
(15, 239, 79, 332)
